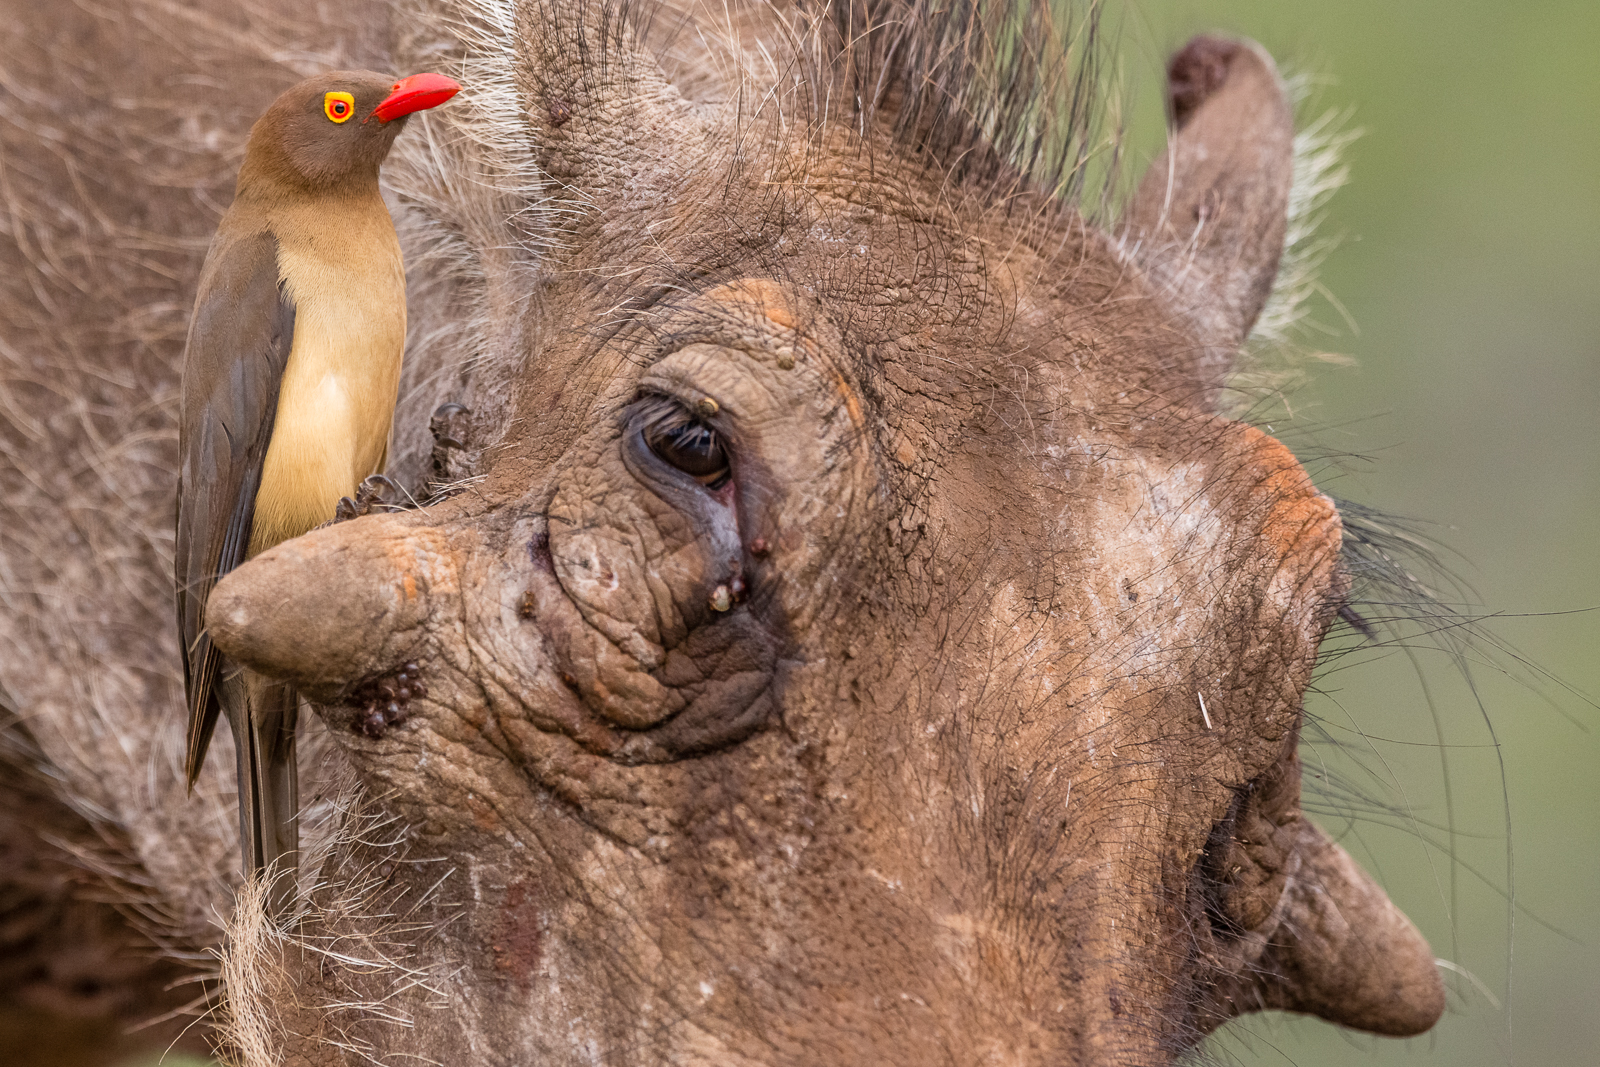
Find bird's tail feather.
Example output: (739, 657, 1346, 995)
(228, 670, 300, 918)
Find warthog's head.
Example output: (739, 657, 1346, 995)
(205, 0, 1444, 1061)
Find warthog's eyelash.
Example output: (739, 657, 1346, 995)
(1337, 600, 1377, 639)
(634, 393, 732, 489)
(1318, 561, 1377, 641)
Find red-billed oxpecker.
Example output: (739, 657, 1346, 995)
(175, 71, 460, 906)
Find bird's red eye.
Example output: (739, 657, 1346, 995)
(323, 91, 356, 124)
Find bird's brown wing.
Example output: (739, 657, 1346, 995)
(175, 229, 295, 787)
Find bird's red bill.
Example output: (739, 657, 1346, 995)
(371, 73, 461, 123)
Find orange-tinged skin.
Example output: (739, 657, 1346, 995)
(1239, 424, 1342, 564)
(702, 277, 797, 329)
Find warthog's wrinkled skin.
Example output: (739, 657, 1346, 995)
(0, 0, 1446, 1063)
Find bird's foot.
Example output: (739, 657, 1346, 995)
(430, 402, 471, 453)
(427, 402, 474, 499)
(334, 475, 406, 522)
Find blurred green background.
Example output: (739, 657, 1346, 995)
(1115, 1, 1599, 1064)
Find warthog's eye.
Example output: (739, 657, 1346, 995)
(638, 397, 730, 489)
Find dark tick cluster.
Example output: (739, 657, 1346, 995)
(349, 661, 428, 738)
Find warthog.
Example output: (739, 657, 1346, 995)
(0, 0, 1448, 1063)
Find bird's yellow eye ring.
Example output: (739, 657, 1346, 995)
(324, 91, 355, 124)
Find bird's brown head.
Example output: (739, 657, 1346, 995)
(238, 69, 460, 194)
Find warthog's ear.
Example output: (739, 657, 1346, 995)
(1126, 36, 1294, 398)
(512, 0, 711, 220)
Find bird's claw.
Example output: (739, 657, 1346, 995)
(427, 402, 474, 499)
(429, 402, 470, 451)
(334, 475, 404, 522)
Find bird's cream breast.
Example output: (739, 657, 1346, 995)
(249, 200, 406, 556)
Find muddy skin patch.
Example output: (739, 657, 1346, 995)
(489, 880, 545, 991)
